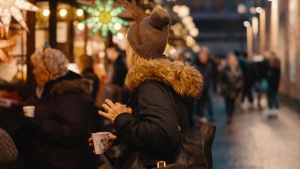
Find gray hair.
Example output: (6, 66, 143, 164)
(31, 48, 69, 80)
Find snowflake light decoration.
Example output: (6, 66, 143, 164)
(82, 0, 129, 41)
(0, 0, 39, 32)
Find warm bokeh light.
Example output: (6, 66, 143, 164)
(244, 21, 250, 27)
(43, 9, 50, 17)
(192, 45, 201, 52)
(145, 9, 151, 14)
(117, 32, 124, 40)
(250, 7, 256, 14)
(60, 9, 67, 17)
(182, 16, 193, 25)
(237, 4, 247, 14)
(98, 51, 105, 58)
(173, 5, 180, 13)
(178, 5, 190, 18)
(185, 22, 195, 30)
(256, 7, 262, 13)
(189, 28, 199, 37)
(77, 9, 84, 17)
(114, 23, 121, 30)
(77, 23, 85, 30)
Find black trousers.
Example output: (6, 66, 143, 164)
(225, 98, 235, 119)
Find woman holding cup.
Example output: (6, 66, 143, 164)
(23, 43, 95, 169)
(91, 2, 203, 168)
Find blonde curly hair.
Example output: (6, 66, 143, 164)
(31, 48, 69, 80)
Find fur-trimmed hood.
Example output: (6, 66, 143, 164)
(125, 59, 203, 98)
(50, 79, 92, 95)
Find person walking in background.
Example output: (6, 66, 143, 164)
(176, 50, 197, 127)
(235, 51, 255, 111)
(23, 44, 95, 169)
(264, 52, 281, 118)
(220, 52, 243, 124)
(194, 46, 217, 123)
(106, 43, 128, 104)
(96, 5, 203, 168)
(252, 52, 270, 110)
(76, 54, 100, 103)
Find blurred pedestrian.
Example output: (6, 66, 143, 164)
(76, 54, 99, 102)
(220, 52, 243, 124)
(264, 52, 281, 118)
(252, 52, 270, 110)
(106, 43, 128, 104)
(97, 6, 203, 168)
(194, 46, 217, 123)
(175, 50, 198, 127)
(235, 51, 255, 111)
(76, 54, 107, 136)
(23, 44, 95, 169)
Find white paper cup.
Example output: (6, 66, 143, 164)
(23, 106, 35, 118)
(92, 132, 109, 154)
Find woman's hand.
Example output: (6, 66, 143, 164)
(98, 99, 132, 124)
(88, 132, 117, 153)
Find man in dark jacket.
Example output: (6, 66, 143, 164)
(106, 44, 129, 104)
(194, 47, 217, 123)
(76, 54, 99, 102)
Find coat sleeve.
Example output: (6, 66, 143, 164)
(114, 82, 180, 154)
(36, 93, 91, 146)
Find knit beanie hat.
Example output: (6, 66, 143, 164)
(125, 5, 171, 59)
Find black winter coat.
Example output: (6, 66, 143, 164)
(111, 58, 203, 168)
(26, 71, 94, 169)
(194, 59, 217, 92)
(220, 66, 244, 99)
(110, 53, 128, 88)
(81, 67, 99, 101)
(267, 67, 280, 93)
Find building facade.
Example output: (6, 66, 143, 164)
(264, 0, 300, 107)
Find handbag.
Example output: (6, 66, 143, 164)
(126, 86, 216, 169)
(0, 127, 18, 163)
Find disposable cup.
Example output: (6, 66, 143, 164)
(92, 132, 109, 154)
(23, 106, 35, 118)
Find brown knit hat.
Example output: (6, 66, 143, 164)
(124, 5, 171, 59)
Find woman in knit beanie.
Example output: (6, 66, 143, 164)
(98, 2, 204, 168)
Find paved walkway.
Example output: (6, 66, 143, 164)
(201, 96, 300, 169)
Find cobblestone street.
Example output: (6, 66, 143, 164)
(204, 96, 300, 169)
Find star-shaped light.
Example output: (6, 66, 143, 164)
(0, 0, 39, 32)
(82, 0, 129, 41)
(0, 18, 15, 62)
(0, 39, 15, 62)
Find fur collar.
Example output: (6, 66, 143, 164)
(50, 79, 92, 95)
(125, 59, 203, 98)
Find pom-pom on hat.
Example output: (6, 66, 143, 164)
(118, 0, 171, 59)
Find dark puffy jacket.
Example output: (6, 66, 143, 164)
(26, 71, 94, 169)
(220, 66, 244, 99)
(81, 67, 99, 101)
(194, 58, 217, 92)
(112, 58, 203, 168)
